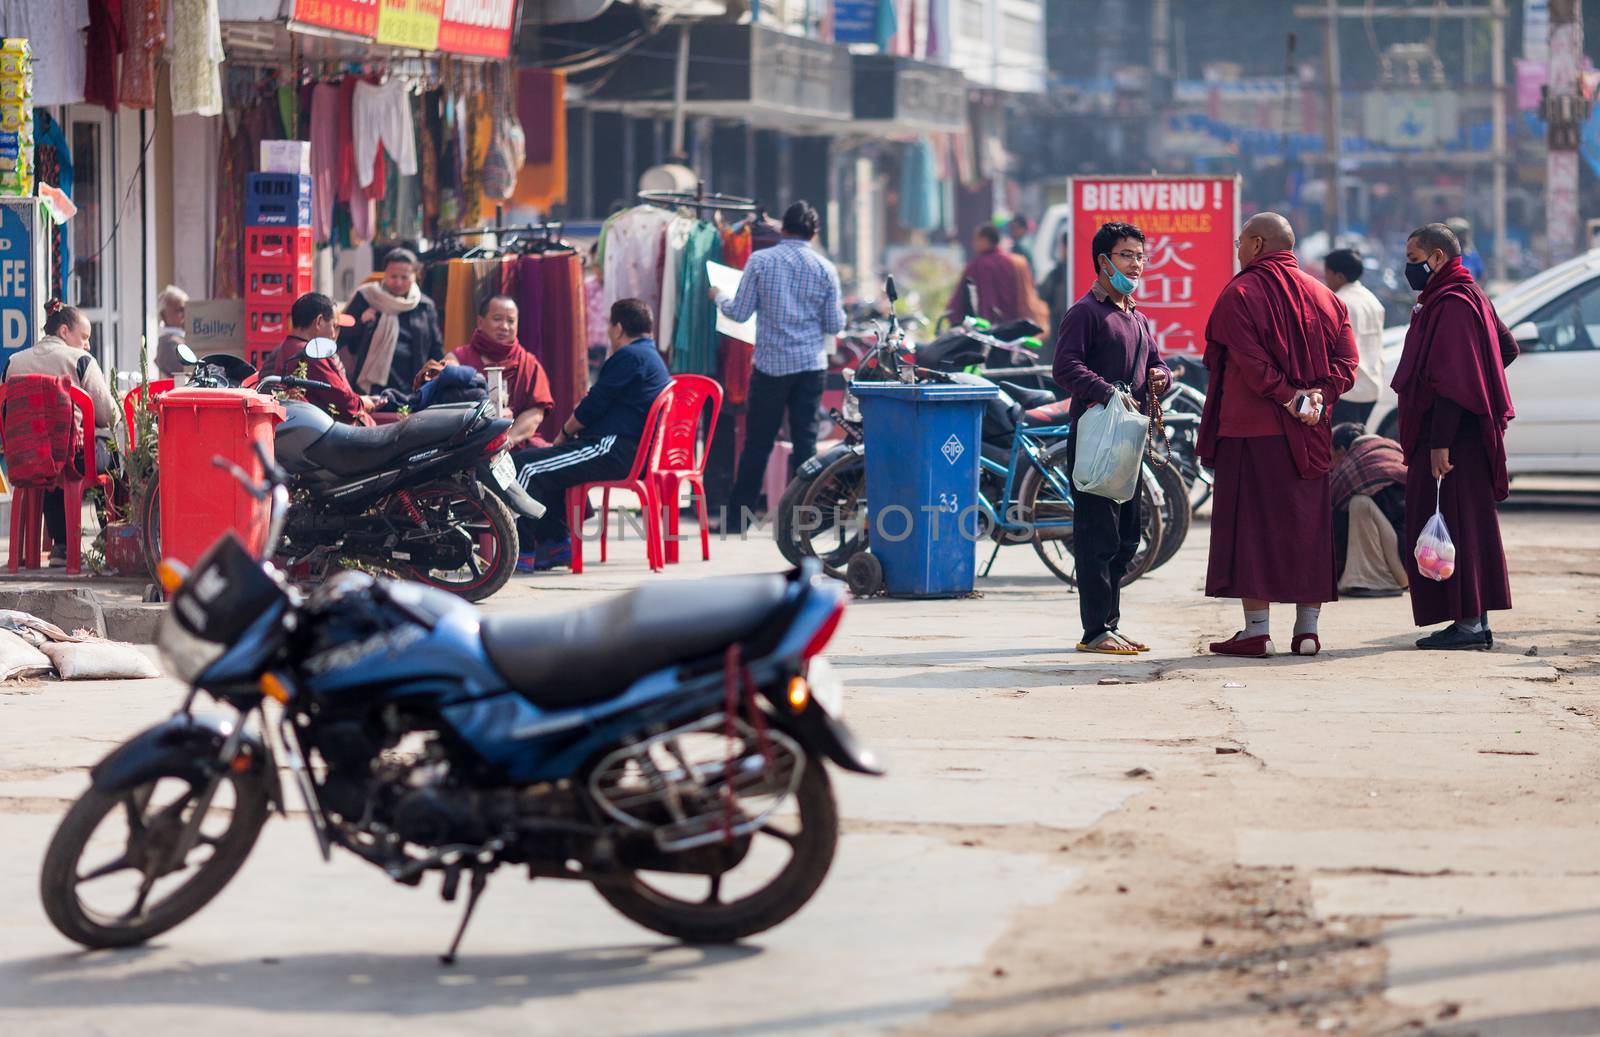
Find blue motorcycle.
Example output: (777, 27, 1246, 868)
(40, 447, 882, 961)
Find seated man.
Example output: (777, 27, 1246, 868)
(445, 295, 553, 449)
(1330, 422, 1409, 597)
(511, 298, 670, 572)
(0, 300, 119, 564)
(259, 293, 373, 426)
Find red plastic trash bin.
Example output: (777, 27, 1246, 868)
(156, 388, 285, 566)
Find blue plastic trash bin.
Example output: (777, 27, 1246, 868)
(852, 381, 999, 597)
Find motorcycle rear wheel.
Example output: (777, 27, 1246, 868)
(383, 482, 517, 602)
(592, 759, 838, 944)
(40, 767, 269, 949)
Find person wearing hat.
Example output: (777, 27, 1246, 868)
(259, 293, 377, 426)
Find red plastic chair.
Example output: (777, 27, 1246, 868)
(122, 378, 175, 451)
(654, 374, 724, 565)
(4, 384, 106, 576)
(565, 385, 676, 574)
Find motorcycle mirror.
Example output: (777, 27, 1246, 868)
(304, 337, 338, 360)
(884, 275, 898, 304)
(175, 343, 200, 367)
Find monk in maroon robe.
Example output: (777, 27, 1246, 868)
(1394, 223, 1517, 650)
(945, 225, 1023, 324)
(1198, 213, 1360, 657)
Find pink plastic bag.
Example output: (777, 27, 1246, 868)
(1413, 477, 1457, 581)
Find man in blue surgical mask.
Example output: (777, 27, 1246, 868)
(1052, 220, 1172, 657)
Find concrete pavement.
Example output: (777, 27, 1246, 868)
(0, 494, 1597, 1036)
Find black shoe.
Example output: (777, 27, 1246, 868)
(1416, 625, 1494, 651)
(1342, 586, 1404, 598)
(48, 545, 67, 565)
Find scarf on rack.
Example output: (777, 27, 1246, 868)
(453, 327, 552, 417)
(354, 280, 423, 392)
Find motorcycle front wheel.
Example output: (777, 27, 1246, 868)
(382, 482, 518, 602)
(793, 452, 867, 581)
(592, 759, 838, 944)
(40, 766, 270, 949)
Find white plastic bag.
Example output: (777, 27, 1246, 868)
(1073, 389, 1148, 503)
(39, 641, 162, 681)
(1413, 477, 1457, 582)
(0, 630, 52, 680)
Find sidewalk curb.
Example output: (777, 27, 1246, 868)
(0, 587, 162, 644)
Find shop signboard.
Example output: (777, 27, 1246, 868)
(0, 198, 46, 369)
(1067, 175, 1240, 358)
(377, 0, 443, 49)
(832, 0, 878, 44)
(438, 0, 517, 57)
(291, 0, 380, 38)
(185, 299, 248, 359)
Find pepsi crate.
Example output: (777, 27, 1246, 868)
(245, 172, 313, 227)
(245, 226, 314, 273)
(245, 266, 313, 302)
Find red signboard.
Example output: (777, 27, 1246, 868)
(1067, 175, 1241, 358)
(292, 0, 380, 37)
(438, 0, 517, 57)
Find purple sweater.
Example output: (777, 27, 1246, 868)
(1051, 286, 1168, 423)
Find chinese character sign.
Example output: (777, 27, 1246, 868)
(377, 0, 443, 49)
(1068, 176, 1240, 358)
(292, 0, 380, 38)
(438, 0, 516, 57)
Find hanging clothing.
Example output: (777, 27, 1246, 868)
(584, 268, 608, 348)
(169, 0, 223, 116)
(600, 206, 675, 315)
(353, 79, 419, 189)
(899, 139, 940, 231)
(655, 217, 695, 355)
(671, 222, 723, 375)
(536, 252, 590, 443)
(443, 260, 477, 353)
(32, 114, 74, 300)
(516, 254, 546, 357)
(513, 68, 567, 211)
(722, 224, 753, 270)
(118, 0, 164, 110)
(309, 82, 340, 244)
(1, 1, 90, 106)
(84, 0, 124, 111)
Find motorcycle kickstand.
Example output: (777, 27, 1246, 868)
(440, 867, 488, 966)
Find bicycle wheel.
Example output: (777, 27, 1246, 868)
(1147, 461, 1191, 573)
(794, 452, 867, 581)
(1018, 442, 1163, 589)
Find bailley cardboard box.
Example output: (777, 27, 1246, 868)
(184, 299, 246, 358)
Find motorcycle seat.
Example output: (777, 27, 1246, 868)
(479, 575, 791, 710)
(1022, 399, 1073, 427)
(999, 381, 1059, 409)
(303, 404, 482, 477)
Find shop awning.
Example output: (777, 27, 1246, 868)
(582, 24, 855, 132)
(851, 54, 966, 134)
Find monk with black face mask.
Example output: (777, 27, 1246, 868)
(1393, 223, 1518, 650)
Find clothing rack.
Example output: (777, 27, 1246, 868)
(638, 181, 758, 218)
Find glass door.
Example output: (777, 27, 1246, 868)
(64, 106, 116, 369)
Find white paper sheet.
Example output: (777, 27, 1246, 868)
(706, 261, 758, 344)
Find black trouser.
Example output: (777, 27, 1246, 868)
(1072, 488, 1143, 644)
(43, 437, 114, 546)
(728, 368, 825, 525)
(1331, 398, 1375, 428)
(511, 434, 636, 547)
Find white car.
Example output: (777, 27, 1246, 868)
(1366, 249, 1600, 475)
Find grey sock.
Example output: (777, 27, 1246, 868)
(1244, 607, 1270, 638)
(1457, 615, 1487, 634)
(1294, 605, 1321, 637)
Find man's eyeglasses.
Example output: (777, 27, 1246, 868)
(1109, 250, 1146, 263)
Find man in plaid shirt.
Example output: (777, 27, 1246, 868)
(712, 200, 845, 531)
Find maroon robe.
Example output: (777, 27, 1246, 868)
(1199, 250, 1360, 603)
(945, 248, 1024, 324)
(1394, 257, 1518, 626)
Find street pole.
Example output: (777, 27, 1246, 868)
(1491, 2, 1508, 280)
(670, 24, 691, 160)
(1284, 32, 1298, 205)
(1150, 0, 1170, 168)
(1323, 4, 1343, 244)
(1545, 0, 1585, 265)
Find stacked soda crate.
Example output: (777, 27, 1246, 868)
(243, 142, 313, 366)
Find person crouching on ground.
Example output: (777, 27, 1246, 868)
(1330, 422, 1408, 597)
(1393, 223, 1517, 650)
(1052, 220, 1170, 656)
(1198, 213, 1359, 657)
(510, 299, 671, 572)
